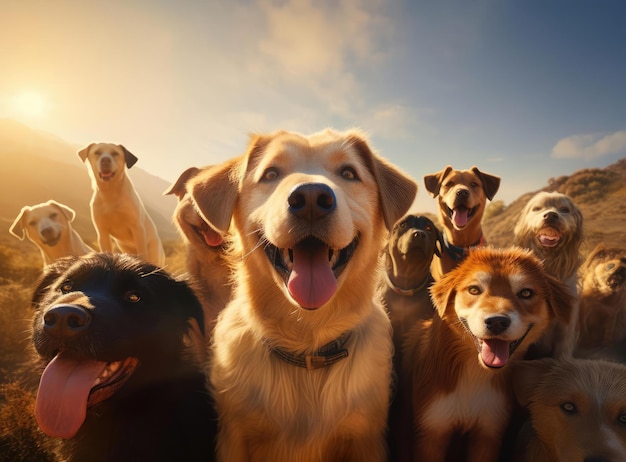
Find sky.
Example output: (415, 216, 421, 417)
(1, 0, 625, 214)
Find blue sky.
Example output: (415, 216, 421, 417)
(2, 0, 625, 213)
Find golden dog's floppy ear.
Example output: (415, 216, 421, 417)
(423, 166, 453, 198)
(510, 358, 555, 407)
(48, 200, 76, 222)
(77, 143, 94, 162)
(119, 145, 138, 169)
(470, 166, 501, 201)
(347, 132, 418, 230)
(9, 206, 30, 240)
(545, 273, 576, 324)
(163, 166, 202, 199)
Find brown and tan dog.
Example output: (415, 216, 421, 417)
(577, 244, 626, 351)
(10, 200, 93, 267)
(78, 143, 165, 266)
(514, 191, 583, 358)
(164, 166, 233, 334)
(511, 357, 626, 462)
(190, 128, 417, 462)
(423, 166, 500, 280)
(402, 247, 573, 462)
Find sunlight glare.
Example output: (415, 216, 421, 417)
(11, 91, 47, 118)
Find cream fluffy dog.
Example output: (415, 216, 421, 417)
(78, 143, 164, 266)
(189, 128, 417, 462)
(10, 200, 93, 267)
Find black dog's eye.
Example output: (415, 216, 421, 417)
(560, 402, 577, 415)
(261, 167, 279, 182)
(618, 413, 626, 426)
(518, 288, 534, 299)
(399, 221, 406, 229)
(468, 285, 481, 295)
(425, 225, 432, 231)
(125, 291, 141, 303)
(340, 166, 359, 181)
(60, 282, 73, 293)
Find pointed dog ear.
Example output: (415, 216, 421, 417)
(423, 166, 453, 198)
(163, 167, 202, 199)
(429, 265, 462, 319)
(77, 143, 94, 162)
(47, 200, 76, 222)
(510, 358, 555, 407)
(9, 206, 30, 239)
(119, 145, 138, 169)
(470, 166, 501, 201)
(346, 131, 417, 230)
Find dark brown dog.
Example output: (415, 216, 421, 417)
(424, 166, 500, 280)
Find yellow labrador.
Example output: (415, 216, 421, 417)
(190, 128, 417, 462)
(10, 200, 93, 267)
(78, 143, 164, 266)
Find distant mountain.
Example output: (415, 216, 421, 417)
(0, 119, 179, 245)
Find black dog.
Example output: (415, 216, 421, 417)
(31, 253, 216, 462)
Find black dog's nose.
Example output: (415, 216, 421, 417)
(288, 183, 336, 222)
(43, 304, 91, 339)
(484, 316, 511, 335)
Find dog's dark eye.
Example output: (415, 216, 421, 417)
(618, 413, 626, 426)
(425, 225, 431, 231)
(470, 181, 479, 189)
(49, 212, 58, 220)
(28, 220, 36, 227)
(468, 285, 481, 295)
(560, 402, 577, 415)
(559, 207, 570, 213)
(532, 206, 541, 212)
(518, 288, 534, 299)
(399, 222, 406, 229)
(261, 167, 279, 182)
(126, 291, 141, 303)
(340, 166, 359, 181)
(607, 263, 616, 270)
(60, 282, 73, 293)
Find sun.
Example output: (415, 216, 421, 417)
(11, 91, 47, 118)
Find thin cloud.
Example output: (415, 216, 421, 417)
(552, 130, 626, 160)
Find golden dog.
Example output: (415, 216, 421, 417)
(513, 191, 583, 358)
(577, 244, 626, 350)
(10, 200, 93, 267)
(78, 143, 165, 266)
(423, 166, 500, 280)
(164, 166, 233, 334)
(511, 357, 626, 462)
(402, 247, 572, 462)
(189, 128, 417, 462)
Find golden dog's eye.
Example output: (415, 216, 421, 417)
(261, 167, 279, 182)
(50, 212, 58, 220)
(60, 282, 73, 293)
(340, 166, 359, 181)
(126, 291, 141, 303)
(560, 402, 577, 415)
(618, 413, 626, 426)
(468, 285, 481, 295)
(470, 181, 479, 189)
(28, 220, 36, 227)
(531, 206, 541, 212)
(518, 288, 534, 299)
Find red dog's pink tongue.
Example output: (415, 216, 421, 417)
(287, 241, 337, 309)
(481, 339, 509, 368)
(452, 207, 469, 227)
(201, 225, 223, 247)
(35, 353, 108, 439)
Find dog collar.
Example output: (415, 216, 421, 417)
(442, 234, 487, 262)
(384, 271, 432, 297)
(266, 331, 352, 371)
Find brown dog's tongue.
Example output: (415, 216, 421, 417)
(287, 240, 337, 309)
(452, 207, 469, 227)
(200, 223, 223, 247)
(35, 353, 108, 439)
(481, 339, 509, 368)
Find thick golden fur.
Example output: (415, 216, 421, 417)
(577, 244, 626, 350)
(78, 143, 165, 266)
(402, 247, 573, 462)
(423, 166, 501, 280)
(10, 200, 94, 267)
(164, 166, 233, 335)
(189, 128, 417, 462)
(514, 191, 583, 358)
(511, 357, 626, 462)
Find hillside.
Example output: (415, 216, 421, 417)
(482, 157, 626, 255)
(0, 119, 179, 247)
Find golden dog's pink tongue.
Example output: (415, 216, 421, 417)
(288, 241, 337, 309)
(452, 207, 469, 227)
(481, 339, 509, 368)
(35, 353, 108, 439)
(201, 225, 223, 247)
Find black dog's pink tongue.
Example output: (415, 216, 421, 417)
(287, 240, 337, 309)
(452, 206, 469, 227)
(481, 339, 509, 368)
(35, 353, 108, 439)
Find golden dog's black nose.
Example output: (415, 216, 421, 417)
(484, 315, 511, 335)
(43, 304, 91, 339)
(288, 183, 336, 222)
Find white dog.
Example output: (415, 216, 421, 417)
(78, 143, 165, 266)
(10, 200, 94, 267)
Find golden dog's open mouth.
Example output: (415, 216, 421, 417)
(35, 352, 138, 439)
(536, 227, 562, 247)
(264, 235, 359, 310)
(98, 170, 116, 181)
(460, 319, 534, 369)
(192, 219, 223, 248)
(447, 205, 478, 228)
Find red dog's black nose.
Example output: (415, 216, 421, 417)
(288, 183, 336, 222)
(484, 315, 511, 335)
(43, 304, 91, 339)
